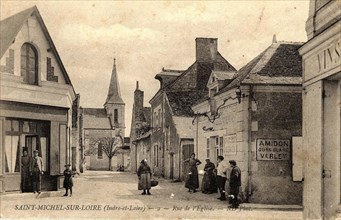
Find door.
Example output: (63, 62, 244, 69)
(182, 144, 194, 180)
(170, 153, 174, 179)
(23, 136, 40, 192)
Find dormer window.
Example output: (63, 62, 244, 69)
(21, 43, 38, 85)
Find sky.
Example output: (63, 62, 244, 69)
(1, 1, 310, 135)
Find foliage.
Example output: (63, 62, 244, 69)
(85, 136, 123, 159)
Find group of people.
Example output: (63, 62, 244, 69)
(21, 149, 74, 197)
(184, 153, 241, 208)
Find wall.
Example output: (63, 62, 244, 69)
(250, 87, 303, 205)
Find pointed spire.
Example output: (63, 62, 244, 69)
(272, 34, 277, 44)
(105, 58, 124, 105)
(136, 81, 139, 90)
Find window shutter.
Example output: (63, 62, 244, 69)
(292, 136, 303, 181)
(50, 121, 59, 175)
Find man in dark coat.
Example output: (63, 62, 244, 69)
(229, 160, 241, 208)
(30, 150, 44, 194)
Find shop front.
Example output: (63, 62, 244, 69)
(0, 101, 71, 192)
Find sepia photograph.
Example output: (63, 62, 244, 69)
(0, 0, 340, 219)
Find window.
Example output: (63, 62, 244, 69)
(158, 109, 161, 127)
(215, 136, 224, 157)
(98, 143, 103, 159)
(206, 138, 210, 158)
(21, 43, 38, 85)
(5, 135, 20, 173)
(114, 109, 118, 123)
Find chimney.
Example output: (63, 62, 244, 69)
(134, 81, 144, 121)
(196, 38, 218, 63)
(272, 34, 277, 44)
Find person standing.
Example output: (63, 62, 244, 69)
(201, 158, 217, 194)
(184, 153, 201, 193)
(63, 164, 74, 197)
(137, 159, 152, 195)
(30, 150, 44, 194)
(216, 156, 228, 201)
(229, 160, 241, 208)
(21, 149, 31, 192)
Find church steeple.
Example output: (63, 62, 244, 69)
(105, 58, 124, 105)
(104, 58, 125, 137)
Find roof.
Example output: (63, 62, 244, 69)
(212, 70, 237, 80)
(166, 90, 208, 117)
(105, 60, 124, 104)
(0, 6, 74, 89)
(219, 42, 303, 93)
(82, 108, 108, 117)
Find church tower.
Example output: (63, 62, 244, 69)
(104, 58, 125, 137)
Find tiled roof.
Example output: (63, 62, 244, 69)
(0, 7, 34, 58)
(83, 108, 108, 117)
(166, 90, 208, 117)
(212, 70, 237, 80)
(219, 42, 303, 94)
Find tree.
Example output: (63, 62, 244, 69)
(85, 135, 123, 171)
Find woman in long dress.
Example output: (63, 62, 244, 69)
(137, 159, 152, 195)
(201, 159, 217, 194)
(21, 150, 31, 192)
(184, 153, 201, 193)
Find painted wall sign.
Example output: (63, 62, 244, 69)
(304, 38, 341, 81)
(256, 139, 291, 161)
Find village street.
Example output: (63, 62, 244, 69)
(1, 171, 302, 219)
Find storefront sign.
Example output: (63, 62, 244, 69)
(304, 38, 341, 81)
(256, 139, 290, 161)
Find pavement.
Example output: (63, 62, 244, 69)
(0, 171, 303, 219)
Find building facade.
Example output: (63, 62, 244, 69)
(299, 0, 341, 219)
(149, 38, 236, 180)
(0, 6, 77, 192)
(80, 60, 128, 171)
(192, 40, 304, 204)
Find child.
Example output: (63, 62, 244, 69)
(63, 164, 74, 197)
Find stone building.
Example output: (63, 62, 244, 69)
(80, 60, 129, 171)
(129, 82, 152, 173)
(0, 6, 77, 192)
(192, 39, 304, 204)
(299, 0, 341, 219)
(149, 38, 236, 179)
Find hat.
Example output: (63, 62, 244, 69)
(33, 150, 39, 153)
(205, 158, 210, 161)
(229, 160, 237, 166)
(64, 164, 71, 167)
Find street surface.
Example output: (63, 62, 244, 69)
(1, 171, 303, 219)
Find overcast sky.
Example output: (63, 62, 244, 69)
(1, 1, 309, 135)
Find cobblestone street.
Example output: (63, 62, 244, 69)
(1, 171, 303, 219)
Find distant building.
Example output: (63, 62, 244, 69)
(149, 38, 236, 179)
(0, 6, 77, 192)
(129, 82, 152, 173)
(192, 39, 304, 205)
(80, 60, 129, 171)
(299, 0, 341, 219)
